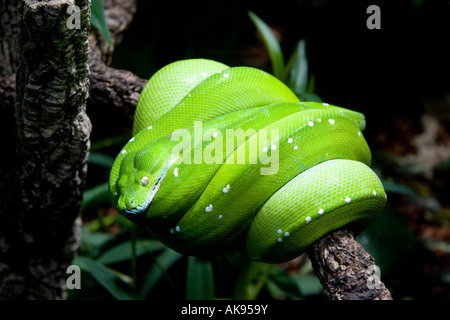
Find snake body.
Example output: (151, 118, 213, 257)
(109, 59, 386, 263)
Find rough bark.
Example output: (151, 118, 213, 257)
(308, 229, 393, 300)
(88, 0, 146, 116)
(0, 0, 143, 300)
(88, 36, 145, 116)
(0, 0, 18, 77)
(0, 0, 91, 299)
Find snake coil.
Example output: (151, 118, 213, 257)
(109, 59, 386, 263)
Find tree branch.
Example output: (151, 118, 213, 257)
(88, 0, 145, 117)
(307, 229, 392, 300)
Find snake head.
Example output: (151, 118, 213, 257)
(110, 144, 169, 220)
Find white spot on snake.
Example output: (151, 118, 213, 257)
(278, 238, 283, 243)
(129, 137, 135, 142)
(114, 192, 118, 196)
(358, 131, 362, 136)
(293, 145, 298, 150)
(277, 229, 282, 234)
(223, 184, 230, 193)
(308, 121, 314, 127)
(317, 118, 322, 123)
(306, 216, 311, 223)
(201, 72, 208, 77)
(328, 119, 335, 125)
(175, 225, 180, 232)
(345, 196, 351, 203)
(213, 131, 218, 138)
(287, 138, 293, 144)
(205, 204, 213, 212)
(263, 146, 268, 152)
(284, 232, 290, 237)
(121, 149, 126, 155)
(174, 168, 179, 177)
(223, 73, 229, 78)
(271, 144, 276, 150)
(147, 125, 153, 130)
(218, 215, 222, 219)
(323, 103, 330, 106)
(318, 208, 324, 215)
(373, 190, 377, 196)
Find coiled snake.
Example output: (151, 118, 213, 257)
(109, 59, 386, 263)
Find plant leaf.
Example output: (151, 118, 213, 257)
(91, 0, 113, 45)
(234, 261, 272, 300)
(88, 152, 115, 169)
(81, 182, 110, 211)
(141, 248, 183, 296)
(97, 240, 165, 265)
(288, 39, 309, 96)
(186, 256, 215, 300)
(248, 11, 284, 79)
(74, 256, 142, 299)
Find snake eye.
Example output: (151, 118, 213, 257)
(141, 176, 150, 187)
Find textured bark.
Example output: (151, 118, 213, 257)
(88, 36, 146, 116)
(0, 0, 91, 299)
(0, 0, 142, 300)
(88, 0, 146, 116)
(308, 229, 393, 300)
(0, 0, 19, 76)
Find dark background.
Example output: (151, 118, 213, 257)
(112, 0, 449, 125)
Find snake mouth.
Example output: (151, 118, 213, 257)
(122, 171, 166, 219)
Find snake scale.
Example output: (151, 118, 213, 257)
(109, 59, 386, 263)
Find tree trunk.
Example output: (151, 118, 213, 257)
(0, 0, 91, 299)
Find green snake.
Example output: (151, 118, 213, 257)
(109, 59, 386, 264)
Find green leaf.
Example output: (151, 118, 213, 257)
(288, 39, 309, 96)
(79, 226, 113, 257)
(248, 11, 284, 79)
(382, 179, 417, 197)
(186, 256, 215, 300)
(90, 134, 131, 152)
(89, 152, 115, 169)
(74, 256, 142, 299)
(357, 204, 417, 275)
(292, 274, 323, 296)
(234, 261, 272, 300)
(141, 248, 183, 296)
(266, 267, 302, 299)
(265, 278, 287, 299)
(81, 182, 110, 211)
(91, 0, 113, 45)
(97, 240, 165, 265)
